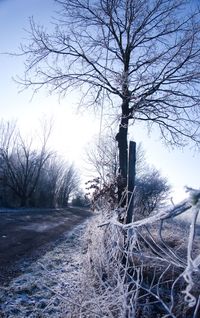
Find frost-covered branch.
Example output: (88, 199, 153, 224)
(99, 199, 192, 229)
(82, 188, 200, 317)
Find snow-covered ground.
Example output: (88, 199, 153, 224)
(0, 221, 88, 318)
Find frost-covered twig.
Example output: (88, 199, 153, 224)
(182, 189, 200, 308)
(99, 199, 192, 229)
(87, 188, 200, 317)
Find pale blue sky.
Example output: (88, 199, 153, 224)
(0, 0, 99, 165)
(0, 0, 199, 202)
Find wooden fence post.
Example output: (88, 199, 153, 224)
(126, 141, 136, 224)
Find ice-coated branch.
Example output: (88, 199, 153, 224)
(95, 187, 200, 316)
(182, 188, 200, 308)
(99, 198, 192, 229)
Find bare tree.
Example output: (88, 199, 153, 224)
(57, 164, 80, 207)
(32, 156, 62, 207)
(0, 121, 52, 207)
(0, 120, 80, 208)
(32, 157, 80, 207)
(134, 168, 170, 218)
(86, 133, 170, 213)
(85, 133, 118, 184)
(19, 0, 200, 204)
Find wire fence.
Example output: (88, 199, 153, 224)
(68, 187, 200, 317)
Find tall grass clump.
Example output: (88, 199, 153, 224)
(70, 188, 200, 317)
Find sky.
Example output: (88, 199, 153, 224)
(0, 0, 200, 203)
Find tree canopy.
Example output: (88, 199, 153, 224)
(21, 0, 200, 142)
(19, 0, 200, 203)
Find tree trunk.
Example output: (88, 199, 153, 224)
(116, 99, 129, 206)
(20, 195, 28, 207)
(126, 141, 136, 224)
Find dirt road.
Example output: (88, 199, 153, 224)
(0, 207, 91, 286)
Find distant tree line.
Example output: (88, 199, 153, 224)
(0, 120, 79, 208)
(71, 191, 90, 208)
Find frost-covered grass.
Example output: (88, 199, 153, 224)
(1, 190, 200, 317)
(72, 190, 200, 317)
(0, 222, 88, 318)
